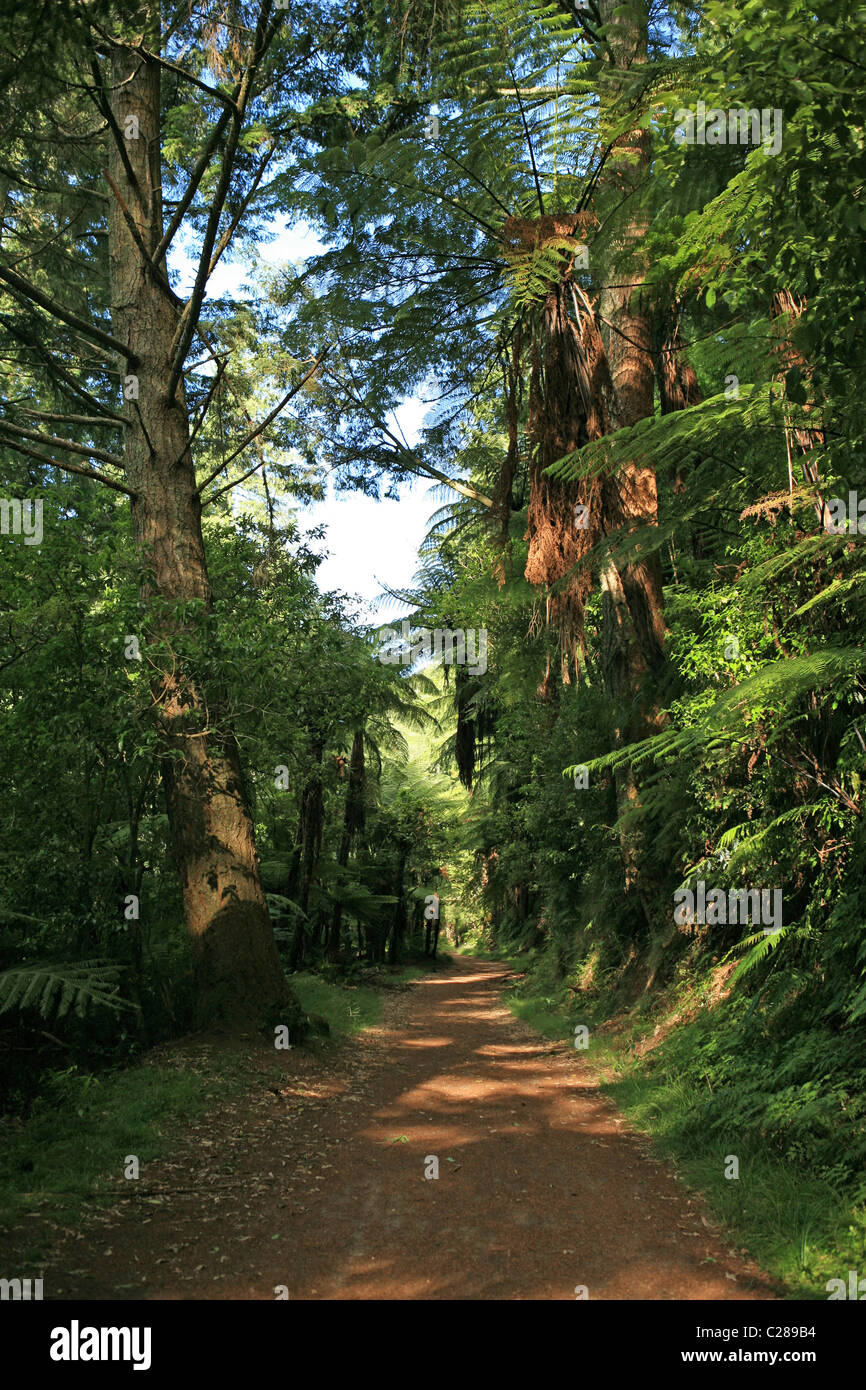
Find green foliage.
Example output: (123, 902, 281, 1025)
(0, 0, 864, 1295)
(0, 961, 134, 1023)
(0, 1046, 259, 1227)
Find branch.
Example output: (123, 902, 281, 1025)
(0, 419, 123, 468)
(374, 434, 494, 509)
(187, 358, 226, 453)
(483, 0, 545, 215)
(319, 328, 495, 508)
(196, 350, 330, 496)
(149, 105, 234, 269)
(103, 171, 181, 307)
(577, 139, 615, 214)
(375, 171, 501, 239)
(102, 169, 152, 262)
(491, 85, 575, 97)
(22, 410, 126, 430)
(0, 317, 126, 422)
(0, 265, 135, 364)
(333, 377, 493, 508)
(165, 121, 241, 400)
(433, 147, 514, 221)
(206, 143, 277, 280)
(29, 341, 126, 423)
(86, 56, 141, 198)
(92, 30, 241, 112)
(809, 39, 866, 73)
(201, 453, 266, 507)
(166, 7, 275, 402)
(0, 430, 134, 495)
(0, 162, 110, 203)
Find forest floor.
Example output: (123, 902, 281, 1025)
(4, 956, 781, 1300)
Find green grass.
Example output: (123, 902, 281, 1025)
(291, 971, 384, 1037)
(590, 1030, 866, 1299)
(508, 993, 574, 1041)
(0, 1057, 231, 1230)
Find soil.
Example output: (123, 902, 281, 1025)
(4, 956, 779, 1300)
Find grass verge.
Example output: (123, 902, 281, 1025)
(291, 971, 384, 1037)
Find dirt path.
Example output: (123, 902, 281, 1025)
(25, 957, 778, 1300)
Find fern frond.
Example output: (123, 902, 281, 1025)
(0, 961, 134, 1022)
(727, 925, 790, 984)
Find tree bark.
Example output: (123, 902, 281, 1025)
(597, 0, 665, 681)
(288, 738, 325, 968)
(596, 0, 668, 924)
(106, 27, 293, 1027)
(326, 729, 365, 961)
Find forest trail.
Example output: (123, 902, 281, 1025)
(36, 957, 777, 1300)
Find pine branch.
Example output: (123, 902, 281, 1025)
(150, 104, 234, 269)
(196, 350, 331, 498)
(0, 429, 134, 496)
(166, 4, 276, 403)
(0, 265, 135, 364)
(0, 419, 123, 469)
(21, 410, 125, 430)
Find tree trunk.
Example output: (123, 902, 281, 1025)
(770, 290, 828, 526)
(505, 214, 612, 689)
(597, 0, 665, 680)
(106, 31, 293, 1027)
(326, 729, 365, 961)
(388, 844, 409, 965)
(596, 0, 668, 926)
(288, 738, 325, 968)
